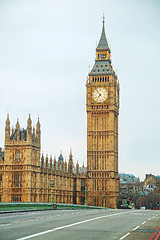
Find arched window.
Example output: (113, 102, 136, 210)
(95, 77, 97, 82)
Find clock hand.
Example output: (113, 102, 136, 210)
(97, 93, 101, 99)
(96, 89, 100, 94)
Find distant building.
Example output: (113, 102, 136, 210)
(143, 174, 160, 193)
(119, 173, 140, 184)
(119, 173, 140, 200)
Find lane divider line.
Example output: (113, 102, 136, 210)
(142, 221, 146, 225)
(16, 211, 134, 240)
(133, 225, 140, 231)
(119, 232, 130, 240)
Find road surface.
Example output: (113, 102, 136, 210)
(0, 209, 159, 240)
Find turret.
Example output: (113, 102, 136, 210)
(65, 159, 67, 173)
(45, 155, 48, 171)
(5, 114, 10, 143)
(11, 126, 14, 136)
(54, 156, 56, 171)
(27, 114, 32, 141)
(57, 158, 60, 172)
(68, 149, 73, 174)
(32, 126, 35, 142)
(50, 155, 52, 171)
(36, 117, 41, 146)
(61, 159, 64, 174)
(41, 154, 44, 170)
(76, 161, 79, 175)
(16, 118, 20, 130)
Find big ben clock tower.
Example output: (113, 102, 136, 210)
(86, 18, 120, 208)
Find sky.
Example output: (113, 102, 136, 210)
(0, 0, 160, 181)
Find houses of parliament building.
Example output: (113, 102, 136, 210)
(0, 19, 120, 208)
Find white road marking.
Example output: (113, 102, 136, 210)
(141, 221, 146, 225)
(0, 223, 12, 227)
(133, 225, 139, 231)
(16, 211, 134, 240)
(119, 232, 130, 240)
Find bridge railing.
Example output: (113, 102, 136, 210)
(0, 202, 103, 212)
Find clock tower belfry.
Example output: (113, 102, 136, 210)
(86, 18, 120, 208)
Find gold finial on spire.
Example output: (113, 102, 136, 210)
(103, 13, 105, 24)
(70, 147, 72, 154)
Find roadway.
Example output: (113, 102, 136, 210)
(0, 209, 159, 240)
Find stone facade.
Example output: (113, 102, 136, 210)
(86, 19, 119, 208)
(0, 115, 86, 204)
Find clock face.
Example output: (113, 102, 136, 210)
(93, 87, 108, 103)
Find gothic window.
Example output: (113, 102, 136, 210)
(12, 173, 22, 187)
(95, 77, 97, 82)
(100, 77, 101, 82)
(81, 179, 85, 191)
(105, 77, 106, 82)
(15, 150, 20, 161)
(92, 77, 94, 82)
(12, 195, 21, 202)
(0, 174, 2, 187)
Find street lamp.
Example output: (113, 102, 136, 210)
(85, 188, 88, 206)
(50, 179, 54, 208)
(103, 194, 105, 208)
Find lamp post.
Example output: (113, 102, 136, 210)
(103, 194, 105, 208)
(50, 179, 54, 208)
(85, 188, 88, 206)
